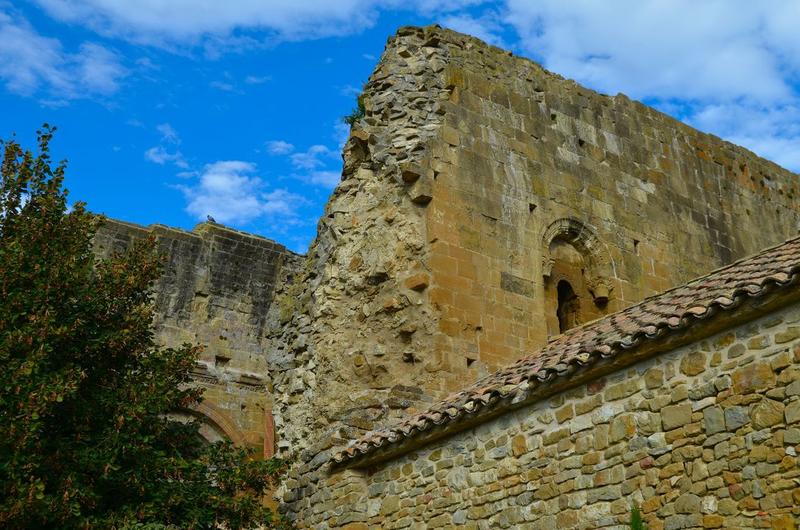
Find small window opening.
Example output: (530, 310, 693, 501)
(466, 357, 476, 367)
(528, 203, 537, 213)
(214, 355, 231, 368)
(557, 280, 580, 333)
(633, 239, 640, 255)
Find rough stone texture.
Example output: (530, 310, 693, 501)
(94, 219, 302, 450)
(92, 24, 800, 525)
(271, 24, 800, 464)
(282, 300, 800, 529)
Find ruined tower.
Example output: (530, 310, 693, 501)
(269, 25, 800, 463)
(97, 26, 800, 475)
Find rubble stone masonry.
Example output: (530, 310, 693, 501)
(271, 25, 800, 461)
(283, 300, 800, 529)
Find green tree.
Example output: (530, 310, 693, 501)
(0, 126, 287, 529)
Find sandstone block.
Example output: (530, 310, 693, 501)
(680, 351, 707, 376)
(511, 434, 528, 457)
(724, 406, 749, 431)
(662, 403, 692, 431)
(775, 326, 800, 344)
(404, 272, 430, 291)
(732, 363, 776, 394)
(645, 368, 664, 389)
(786, 401, 800, 425)
(751, 399, 785, 429)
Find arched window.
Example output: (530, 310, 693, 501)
(542, 219, 614, 336)
(557, 280, 580, 333)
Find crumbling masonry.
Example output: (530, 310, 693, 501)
(99, 26, 800, 528)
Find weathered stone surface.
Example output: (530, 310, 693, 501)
(704, 407, 725, 435)
(751, 399, 785, 429)
(270, 22, 800, 469)
(786, 401, 800, 425)
(95, 219, 301, 450)
(733, 363, 777, 394)
(105, 23, 800, 530)
(680, 351, 707, 376)
(284, 298, 800, 530)
(662, 404, 692, 431)
(724, 406, 749, 431)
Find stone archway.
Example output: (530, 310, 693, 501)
(168, 402, 247, 446)
(541, 218, 614, 303)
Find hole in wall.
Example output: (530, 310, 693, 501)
(557, 280, 580, 334)
(633, 239, 640, 255)
(528, 203, 537, 213)
(466, 357, 476, 367)
(215, 355, 230, 368)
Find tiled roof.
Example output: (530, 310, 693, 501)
(334, 235, 800, 465)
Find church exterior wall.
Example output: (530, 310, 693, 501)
(423, 29, 800, 380)
(283, 300, 800, 529)
(94, 219, 302, 450)
(268, 26, 800, 461)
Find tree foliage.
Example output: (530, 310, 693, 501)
(0, 126, 287, 529)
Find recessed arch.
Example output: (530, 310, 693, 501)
(541, 217, 613, 302)
(169, 401, 247, 447)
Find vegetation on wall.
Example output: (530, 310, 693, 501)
(0, 126, 288, 529)
(629, 503, 648, 530)
(342, 94, 366, 126)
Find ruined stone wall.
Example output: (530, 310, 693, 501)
(267, 26, 453, 457)
(424, 28, 800, 383)
(270, 25, 800, 462)
(94, 219, 302, 450)
(283, 300, 800, 530)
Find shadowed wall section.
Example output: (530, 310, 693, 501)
(94, 219, 302, 452)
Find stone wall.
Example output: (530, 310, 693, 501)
(94, 219, 302, 450)
(424, 28, 800, 380)
(282, 299, 800, 529)
(270, 25, 800, 461)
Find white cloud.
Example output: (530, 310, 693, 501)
(31, 0, 485, 48)
(504, 0, 797, 104)
(503, 0, 800, 170)
(266, 140, 295, 155)
(145, 123, 187, 168)
(688, 102, 800, 171)
(267, 137, 342, 188)
(305, 170, 340, 188)
(245, 74, 270, 84)
(156, 122, 180, 144)
(210, 80, 239, 92)
(290, 144, 334, 169)
(440, 11, 505, 48)
(144, 146, 188, 168)
(33, 0, 380, 46)
(179, 160, 305, 224)
(0, 9, 126, 99)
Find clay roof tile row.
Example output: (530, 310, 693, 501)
(334, 235, 800, 465)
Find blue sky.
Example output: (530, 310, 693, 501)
(2, 1, 799, 253)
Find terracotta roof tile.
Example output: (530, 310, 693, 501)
(334, 235, 800, 465)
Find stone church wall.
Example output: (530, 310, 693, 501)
(424, 28, 800, 379)
(283, 300, 800, 529)
(94, 219, 302, 451)
(269, 25, 800, 462)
